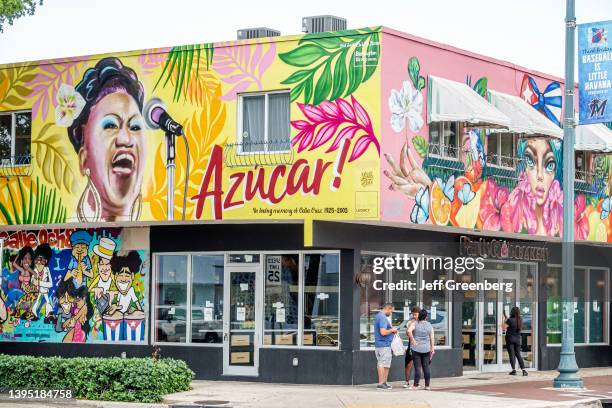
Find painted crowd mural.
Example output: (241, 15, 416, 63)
(0, 28, 382, 225)
(0, 228, 148, 342)
(380, 40, 612, 243)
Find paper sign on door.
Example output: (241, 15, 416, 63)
(237, 307, 246, 321)
(403, 307, 410, 319)
(487, 302, 494, 316)
(240, 283, 249, 291)
(430, 306, 437, 320)
(276, 307, 286, 323)
(504, 305, 510, 316)
(204, 307, 213, 322)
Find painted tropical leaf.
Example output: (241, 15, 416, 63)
(280, 28, 381, 105)
(0, 177, 67, 225)
(32, 122, 80, 194)
(407, 56, 426, 91)
(212, 40, 276, 101)
(290, 95, 380, 162)
(154, 43, 215, 103)
(137, 48, 171, 75)
(0, 64, 37, 109)
(26, 57, 89, 121)
(466, 75, 488, 98)
(412, 135, 428, 158)
(144, 84, 227, 220)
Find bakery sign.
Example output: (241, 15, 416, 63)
(459, 236, 549, 262)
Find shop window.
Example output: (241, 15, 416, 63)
(575, 151, 589, 181)
(588, 269, 607, 343)
(263, 254, 299, 346)
(239, 91, 290, 153)
(359, 252, 451, 348)
(303, 253, 340, 347)
(487, 132, 517, 168)
(429, 122, 459, 159)
(155, 255, 189, 343)
(547, 265, 609, 345)
(0, 110, 31, 166)
(191, 255, 224, 344)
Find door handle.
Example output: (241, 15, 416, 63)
(223, 332, 228, 342)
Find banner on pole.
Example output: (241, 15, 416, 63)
(578, 20, 612, 125)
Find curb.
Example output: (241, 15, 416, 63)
(0, 395, 167, 408)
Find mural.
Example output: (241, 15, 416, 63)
(0, 228, 148, 342)
(0, 28, 382, 225)
(381, 49, 612, 243)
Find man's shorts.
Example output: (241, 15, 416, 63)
(375, 347, 392, 368)
(404, 347, 413, 366)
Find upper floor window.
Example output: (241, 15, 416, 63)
(239, 91, 290, 153)
(429, 121, 459, 159)
(0, 110, 32, 166)
(487, 132, 517, 168)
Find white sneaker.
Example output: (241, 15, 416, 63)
(424, 386, 431, 390)
(402, 382, 410, 389)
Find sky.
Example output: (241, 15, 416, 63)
(0, 0, 610, 78)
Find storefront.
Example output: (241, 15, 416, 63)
(0, 23, 611, 384)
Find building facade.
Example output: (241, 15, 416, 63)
(0, 25, 610, 384)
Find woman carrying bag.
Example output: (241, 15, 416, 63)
(407, 309, 435, 390)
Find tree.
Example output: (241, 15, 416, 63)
(0, 0, 43, 33)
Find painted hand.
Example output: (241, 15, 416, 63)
(384, 143, 431, 199)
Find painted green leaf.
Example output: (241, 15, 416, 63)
(329, 52, 348, 101)
(412, 135, 428, 158)
(281, 29, 381, 105)
(408, 57, 421, 90)
(313, 61, 332, 105)
(417, 76, 426, 91)
(279, 44, 329, 67)
(473, 77, 488, 98)
(290, 81, 305, 102)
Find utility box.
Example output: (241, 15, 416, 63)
(302, 15, 347, 33)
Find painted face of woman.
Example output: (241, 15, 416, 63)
(524, 138, 556, 207)
(79, 92, 146, 217)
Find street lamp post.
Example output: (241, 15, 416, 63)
(554, 0, 583, 389)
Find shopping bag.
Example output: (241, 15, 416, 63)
(391, 334, 405, 356)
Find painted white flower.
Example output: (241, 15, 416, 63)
(55, 83, 86, 127)
(388, 80, 424, 133)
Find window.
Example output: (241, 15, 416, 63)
(575, 151, 589, 181)
(191, 255, 224, 343)
(546, 265, 609, 345)
(239, 91, 290, 153)
(303, 253, 340, 347)
(0, 111, 32, 166)
(487, 132, 517, 168)
(429, 122, 459, 159)
(359, 252, 451, 348)
(264, 254, 299, 346)
(155, 255, 189, 343)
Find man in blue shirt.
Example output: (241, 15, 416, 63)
(374, 303, 397, 390)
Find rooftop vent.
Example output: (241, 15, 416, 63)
(302, 15, 347, 34)
(237, 27, 281, 40)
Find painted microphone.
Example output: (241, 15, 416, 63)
(143, 98, 183, 135)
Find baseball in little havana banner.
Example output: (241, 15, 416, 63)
(0, 228, 148, 343)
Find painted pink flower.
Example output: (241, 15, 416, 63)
(479, 179, 509, 231)
(500, 175, 537, 234)
(543, 180, 563, 237)
(574, 195, 589, 240)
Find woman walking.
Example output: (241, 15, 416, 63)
(504, 306, 528, 376)
(407, 309, 434, 390)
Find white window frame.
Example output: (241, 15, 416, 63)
(151, 250, 341, 350)
(547, 264, 610, 346)
(359, 251, 453, 350)
(574, 151, 590, 182)
(0, 109, 32, 167)
(487, 132, 517, 169)
(237, 90, 291, 155)
(428, 121, 461, 161)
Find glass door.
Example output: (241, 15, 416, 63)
(479, 270, 519, 372)
(223, 265, 262, 376)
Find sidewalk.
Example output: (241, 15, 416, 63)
(0, 369, 609, 408)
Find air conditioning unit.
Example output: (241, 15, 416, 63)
(302, 15, 347, 34)
(237, 27, 281, 40)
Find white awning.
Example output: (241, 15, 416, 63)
(427, 75, 511, 129)
(575, 124, 612, 152)
(488, 89, 563, 139)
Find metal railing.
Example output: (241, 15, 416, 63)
(0, 154, 32, 178)
(223, 139, 294, 168)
